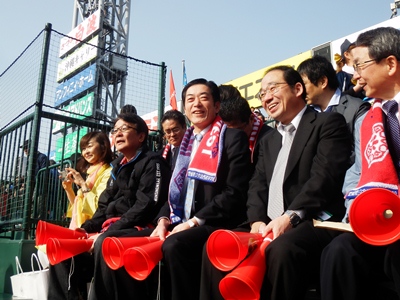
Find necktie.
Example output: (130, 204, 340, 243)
(268, 124, 296, 220)
(171, 147, 178, 170)
(383, 101, 400, 174)
(184, 134, 203, 221)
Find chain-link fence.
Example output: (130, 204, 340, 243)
(0, 24, 166, 238)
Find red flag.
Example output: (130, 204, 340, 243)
(169, 70, 178, 110)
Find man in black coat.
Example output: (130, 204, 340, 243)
(297, 55, 370, 163)
(202, 66, 351, 300)
(151, 78, 252, 300)
(48, 113, 171, 300)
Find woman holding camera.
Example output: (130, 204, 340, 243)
(62, 131, 113, 229)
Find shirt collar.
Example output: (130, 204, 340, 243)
(277, 105, 307, 135)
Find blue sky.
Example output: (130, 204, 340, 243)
(0, 1, 392, 97)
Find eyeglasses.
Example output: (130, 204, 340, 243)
(110, 125, 137, 135)
(353, 59, 377, 73)
(256, 82, 288, 101)
(164, 127, 183, 135)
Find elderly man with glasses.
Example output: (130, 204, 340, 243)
(320, 27, 400, 300)
(200, 66, 352, 300)
(48, 112, 171, 300)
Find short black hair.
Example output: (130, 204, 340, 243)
(219, 96, 252, 124)
(161, 110, 187, 129)
(181, 78, 220, 106)
(264, 65, 307, 101)
(120, 104, 137, 114)
(297, 55, 339, 90)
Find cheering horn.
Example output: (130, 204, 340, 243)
(206, 230, 263, 271)
(102, 236, 160, 270)
(123, 239, 164, 280)
(36, 220, 87, 246)
(46, 238, 94, 265)
(219, 233, 273, 300)
(350, 188, 400, 246)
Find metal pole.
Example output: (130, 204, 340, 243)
(158, 62, 166, 132)
(23, 23, 52, 239)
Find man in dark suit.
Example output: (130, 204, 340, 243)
(152, 78, 251, 300)
(160, 109, 186, 171)
(245, 66, 352, 300)
(320, 26, 400, 300)
(218, 84, 272, 165)
(297, 55, 370, 161)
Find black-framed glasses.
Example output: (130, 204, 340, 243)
(256, 82, 288, 101)
(110, 125, 137, 135)
(353, 59, 377, 73)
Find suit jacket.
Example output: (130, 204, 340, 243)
(157, 128, 252, 229)
(247, 107, 352, 224)
(252, 124, 273, 166)
(331, 93, 370, 137)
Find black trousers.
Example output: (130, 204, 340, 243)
(88, 228, 155, 300)
(162, 225, 218, 300)
(200, 220, 339, 300)
(48, 252, 94, 300)
(320, 232, 400, 300)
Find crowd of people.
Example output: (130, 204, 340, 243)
(41, 26, 400, 300)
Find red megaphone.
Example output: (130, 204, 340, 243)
(206, 230, 263, 271)
(123, 239, 164, 281)
(36, 220, 87, 246)
(219, 233, 273, 300)
(46, 238, 94, 265)
(350, 188, 400, 246)
(102, 236, 160, 270)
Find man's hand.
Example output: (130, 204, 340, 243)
(151, 218, 170, 241)
(263, 214, 292, 240)
(87, 232, 102, 253)
(170, 222, 191, 235)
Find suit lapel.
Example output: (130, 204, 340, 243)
(284, 107, 317, 180)
(332, 95, 348, 115)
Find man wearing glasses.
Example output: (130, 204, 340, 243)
(160, 109, 187, 171)
(201, 66, 351, 300)
(48, 113, 171, 300)
(321, 27, 400, 300)
(245, 66, 351, 299)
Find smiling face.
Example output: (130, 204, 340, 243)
(112, 119, 145, 160)
(81, 138, 102, 165)
(352, 46, 392, 100)
(183, 84, 220, 132)
(260, 70, 305, 125)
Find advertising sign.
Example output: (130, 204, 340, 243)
(224, 51, 312, 108)
(52, 92, 95, 133)
(55, 63, 96, 107)
(55, 128, 88, 161)
(59, 9, 101, 58)
(57, 35, 99, 82)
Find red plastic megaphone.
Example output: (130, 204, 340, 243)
(123, 239, 164, 281)
(36, 220, 87, 246)
(219, 233, 273, 300)
(102, 236, 160, 270)
(46, 238, 94, 265)
(350, 188, 400, 246)
(206, 230, 263, 271)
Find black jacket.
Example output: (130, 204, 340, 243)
(81, 148, 171, 233)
